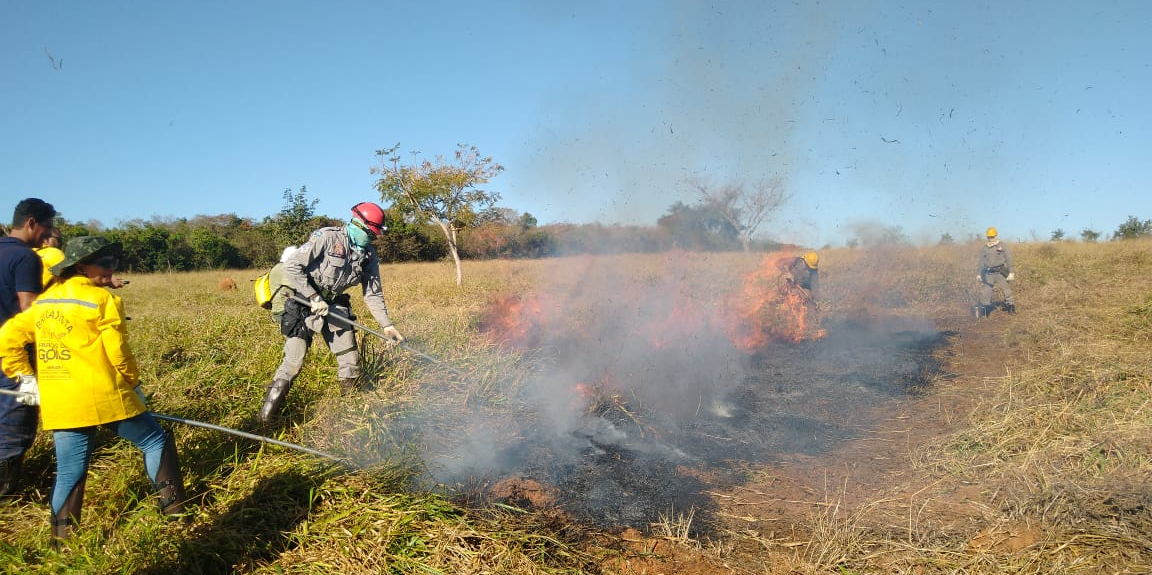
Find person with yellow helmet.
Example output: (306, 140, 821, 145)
(975, 226, 1015, 317)
(34, 227, 65, 290)
(787, 251, 821, 301)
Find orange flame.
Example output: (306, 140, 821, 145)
(480, 253, 825, 362)
(723, 253, 826, 350)
(480, 293, 556, 348)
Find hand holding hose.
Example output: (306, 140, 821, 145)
(14, 375, 39, 406)
(309, 296, 329, 317)
(380, 325, 405, 345)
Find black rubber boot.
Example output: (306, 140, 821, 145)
(51, 477, 86, 549)
(0, 454, 23, 499)
(258, 379, 292, 423)
(153, 433, 188, 519)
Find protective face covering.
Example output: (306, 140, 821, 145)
(346, 223, 372, 249)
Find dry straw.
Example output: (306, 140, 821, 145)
(2, 242, 1151, 573)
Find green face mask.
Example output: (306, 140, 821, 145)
(346, 223, 372, 249)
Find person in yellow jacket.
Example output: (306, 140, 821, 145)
(35, 228, 128, 292)
(0, 236, 188, 544)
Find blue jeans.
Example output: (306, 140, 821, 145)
(51, 413, 168, 514)
(0, 370, 38, 461)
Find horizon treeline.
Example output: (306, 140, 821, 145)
(46, 211, 789, 273)
(33, 188, 795, 273)
(11, 189, 1152, 273)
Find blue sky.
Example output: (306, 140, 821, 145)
(3, 1, 1149, 247)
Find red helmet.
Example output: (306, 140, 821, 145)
(351, 202, 386, 235)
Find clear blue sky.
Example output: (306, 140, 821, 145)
(3, 1, 1149, 247)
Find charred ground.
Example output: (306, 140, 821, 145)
(480, 313, 953, 534)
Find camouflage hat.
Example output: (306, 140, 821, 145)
(51, 236, 122, 276)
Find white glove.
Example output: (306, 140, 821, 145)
(309, 297, 329, 317)
(15, 375, 39, 406)
(1006, 272, 1015, 282)
(380, 325, 405, 345)
(304, 314, 326, 333)
(976, 275, 983, 283)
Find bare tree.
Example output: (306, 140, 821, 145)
(687, 175, 789, 252)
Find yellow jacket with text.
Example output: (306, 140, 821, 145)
(0, 275, 144, 430)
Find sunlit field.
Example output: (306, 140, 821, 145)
(1, 240, 1150, 574)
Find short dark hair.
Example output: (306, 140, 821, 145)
(11, 198, 57, 229)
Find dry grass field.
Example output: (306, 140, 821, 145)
(1, 240, 1150, 574)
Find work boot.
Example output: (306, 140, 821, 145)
(50, 477, 86, 549)
(153, 433, 189, 520)
(258, 379, 292, 423)
(0, 454, 23, 499)
(339, 378, 359, 394)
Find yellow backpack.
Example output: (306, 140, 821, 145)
(253, 272, 273, 309)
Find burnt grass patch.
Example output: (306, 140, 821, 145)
(475, 316, 953, 535)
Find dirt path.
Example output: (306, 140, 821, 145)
(602, 311, 1018, 574)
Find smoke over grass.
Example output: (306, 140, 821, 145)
(331, 251, 950, 529)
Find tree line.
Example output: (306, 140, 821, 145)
(16, 140, 797, 275)
(8, 140, 1149, 274)
(1049, 216, 1152, 243)
(35, 186, 786, 274)
(17, 195, 1152, 275)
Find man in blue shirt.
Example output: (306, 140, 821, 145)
(0, 198, 56, 498)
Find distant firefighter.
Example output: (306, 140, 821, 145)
(786, 251, 821, 301)
(975, 227, 1015, 317)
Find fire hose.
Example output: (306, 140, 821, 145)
(0, 294, 464, 464)
(287, 293, 463, 376)
(0, 387, 347, 463)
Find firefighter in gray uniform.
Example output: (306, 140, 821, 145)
(976, 226, 1015, 317)
(259, 202, 404, 422)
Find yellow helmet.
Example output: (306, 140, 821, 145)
(986, 226, 998, 238)
(802, 251, 819, 269)
(36, 246, 65, 286)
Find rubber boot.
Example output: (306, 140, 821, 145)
(339, 378, 359, 394)
(153, 433, 188, 519)
(51, 477, 86, 549)
(258, 379, 292, 423)
(0, 454, 23, 499)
